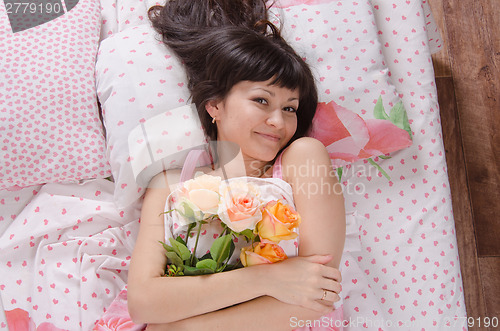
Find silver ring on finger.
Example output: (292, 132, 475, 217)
(321, 289, 327, 300)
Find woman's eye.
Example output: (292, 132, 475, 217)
(253, 98, 268, 105)
(283, 106, 298, 113)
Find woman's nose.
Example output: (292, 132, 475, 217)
(266, 108, 285, 128)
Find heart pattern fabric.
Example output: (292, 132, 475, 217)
(0, 0, 111, 189)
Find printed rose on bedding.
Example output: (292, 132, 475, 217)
(161, 175, 300, 275)
(310, 97, 413, 180)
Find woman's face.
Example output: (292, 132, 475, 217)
(208, 79, 299, 162)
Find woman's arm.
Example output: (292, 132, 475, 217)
(128, 172, 268, 323)
(282, 137, 346, 268)
(142, 137, 346, 330)
(147, 295, 336, 331)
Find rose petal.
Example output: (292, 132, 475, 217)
(363, 119, 413, 155)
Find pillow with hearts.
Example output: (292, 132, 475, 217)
(0, 0, 111, 190)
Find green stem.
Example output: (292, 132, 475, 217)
(220, 236, 234, 272)
(185, 222, 196, 247)
(368, 158, 391, 180)
(216, 234, 232, 268)
(219, 222, 227, 238)
(190, 222, 203, 266)
(220, 255, 230, 272)
(158, 208, 175, 217)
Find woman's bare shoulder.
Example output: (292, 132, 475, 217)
(281, 137, 330, 167)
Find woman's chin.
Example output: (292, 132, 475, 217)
(248, 149, 280, 162)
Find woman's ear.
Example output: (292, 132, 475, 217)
(205, 99, 221, 119)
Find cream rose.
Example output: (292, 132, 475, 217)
(175, 174, 221, 224)
(217, 179, 262, 233)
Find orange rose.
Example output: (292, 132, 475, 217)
(256, 200, 301, 243)
(240, 241, 287, 267)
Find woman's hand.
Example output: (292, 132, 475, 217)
(261, 254, 342, 315)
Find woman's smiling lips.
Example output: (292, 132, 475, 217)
(255, 132, 281, 142)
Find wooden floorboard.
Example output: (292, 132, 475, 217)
(436, 76, 487, 330)
(429, 0, 500, 330)
(478, 257, 500, 317)
(428, 0, 452, 78)
(440, 0, 500, 257)
(430, 0, 500, 327)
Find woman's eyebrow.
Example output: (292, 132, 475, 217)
(252, 87, 275, 96)
(253, 88, 299, 101)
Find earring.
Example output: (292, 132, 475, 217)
(212, 117, 216, 124)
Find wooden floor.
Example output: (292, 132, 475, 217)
(429, 0, 500, 329)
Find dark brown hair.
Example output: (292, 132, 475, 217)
(149, 0, 318, 145)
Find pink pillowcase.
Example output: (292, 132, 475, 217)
(0, 0, 111, 190)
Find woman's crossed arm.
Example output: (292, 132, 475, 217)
(127, 137, 345, 329)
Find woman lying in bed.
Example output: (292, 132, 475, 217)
(127, 1, 346, 329)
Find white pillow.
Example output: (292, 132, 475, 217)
(0, 0, 111, 190)
(127, 103, 208, 188)
(96, 25, 198, 208)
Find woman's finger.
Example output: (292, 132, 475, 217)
(305, 254, 333, 265)
(319, 278, 342, 295)
(318, 290, 340, 303)
(319, 265, 342, 282)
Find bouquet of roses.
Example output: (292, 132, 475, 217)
(161, 174, 301, 276)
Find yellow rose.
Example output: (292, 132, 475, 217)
(240, 242, 287, 267)
(256, 200, 301, 243)
(217, 179, 262, 233)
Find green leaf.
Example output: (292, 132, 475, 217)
(199, 252, 212, 261)
(389, 101, 405, 129)
(196, 259, 217, 271)
(183, 265, 214, 275)
(216, 239, 236, 272)
(373, 96, 390, 120)
(177, 201, 199, 223)
(238, 229, 256, 242)
(159, 241, 175, 253)
(223, 262, 244, 271)
(169, 238, 191, 261)
(336, 167, 343, 182)
(210, 234, 232, 265)
(389, 101, 413, 140)
(228, 240, 236, 263)
(378, 155, 392, 160)
(165, 264, 184, 277)
(165, 252, 184, 268)
(175, 236, 187, 246)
